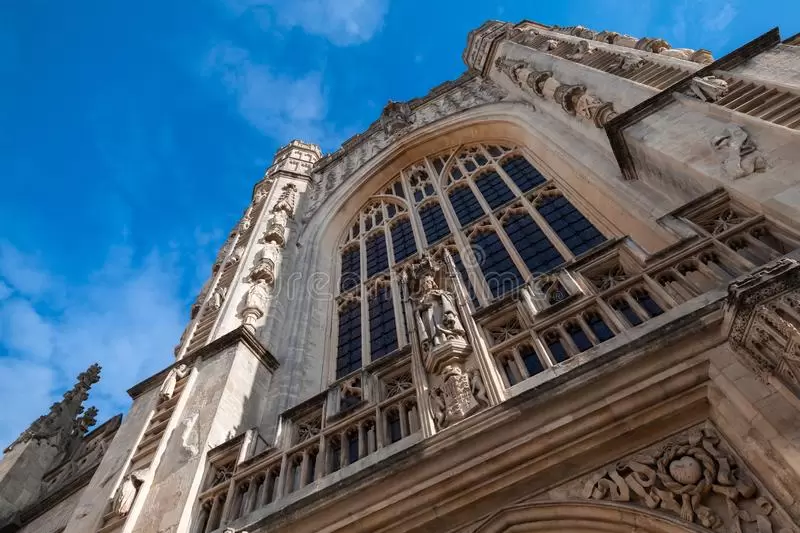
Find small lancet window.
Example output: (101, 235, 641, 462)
(501, 155, 546, 192)
(419, 201, 450, 245)
(448, 185, 484, 227)
(336, 300, 362, 379)
(391, 218, 416, 262)
(368, 285, 397, 361)
(365, 231, 389, 278)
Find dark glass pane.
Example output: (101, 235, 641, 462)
(340, 248, 361, 292)
(475, 171, 515, 210)
(501, 156, 546, 192)
(519, 344, 544, 376)
(611, 298, 642, 326)
(365, 231, 389, 277)
(475, 153, 488, 166)
(585, 312, 615, 342)
(369, 286, 398, 361)
(566, 322, 593, 352)
(432, 157, 445, 174)
(391, 218, 417, 262)
(306, 452, 316, 484)
(291, 462, 301, 491)
(387, 412, 402, 443)
(545, 332, 569, 363)
(536, 192, 606, 256)
(336, 302, 362, 378)
(394, 182, 405, 198)
(329, 440, 341, 472)
(419, 201, 451, 244)
(502, 213, 564, 276)
(632, 289, 664, 317)
(448, 186, 484, 226)
(451, 250, 479, 307)
(487, 145, 503, 157)
(347, 432, 359, 464)
(471, 231, 523, 297)
(501, 358, 518, 385)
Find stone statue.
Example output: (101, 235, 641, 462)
(111, 468, 147, 516)
(245, 279, 270, 312)
(468, 369, 489, 407)
(565, 40, 593, 61)
(413, 274, 466, 350)
(688, 76, 729, 102)
(712, 125, 767, 179)
(429, 388, 447, 429)
(159, 364, 189, 402)
(211, 287, 227, 310)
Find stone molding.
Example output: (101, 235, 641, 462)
(301, 74, 507, 223)
(723, 258, 800, 397)
(128, 326, 278, 399)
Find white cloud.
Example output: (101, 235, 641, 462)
(0, 241, 186, 447)
(704, 2, 737, 32)
(228, 0, 389, 46)
(0, 242, 52, 298)
(205, 42, 342, 146)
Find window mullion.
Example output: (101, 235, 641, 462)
(360, 232, 370, 369)
(522, 193, 574, 261)
(428, 158, 493, 306)
(491, 211, 533, 282)
(400, 169, 426, 255)
(389, 270, 407, 347)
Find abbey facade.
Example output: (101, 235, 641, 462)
(3, 17, 800, 533)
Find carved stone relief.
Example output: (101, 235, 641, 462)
(159, 364, 189, 402)
(495, 56, 618, 127)
(380, 100, 415, 136)
(711, 126, 767, 179)
(542, 426, 796, 533)
(725, 258, 800, 397)
(110, 468, 148, 516)
(688, 76, 730, 103)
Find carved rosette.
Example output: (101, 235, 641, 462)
(724, 258, 800, 396)
(711, 125, 767, 179)
(574, 427, 792, 532)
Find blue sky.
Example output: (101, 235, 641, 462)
(0, 0, 796, 446)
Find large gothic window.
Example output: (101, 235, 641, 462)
(333, 143, 607, 379)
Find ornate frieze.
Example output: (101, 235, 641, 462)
(463, 20, 515, 73)
(494, 56, 618, 127)
(576, 427, 792, 532)
(302, 74, 507, 223)
(711, 125, 767, 179)
(725, 258, 800, 396)
(549, 24, 714, 64)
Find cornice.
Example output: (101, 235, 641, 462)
(127, 326, 278, 399)
(605, 28, 782, 180)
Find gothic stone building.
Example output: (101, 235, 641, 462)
(3, 18, 800, 533)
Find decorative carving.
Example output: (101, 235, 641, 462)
(111, 468, 147, 516)
(159, 364, 189, 401)
(582, 427, 790, 532)
(4, 364, 101, 456)
(385, 372, 413, 398)
(227, 245, 245, 266)
(296, 418, 321, 443)
(635, 37, 671, 54)
(273, 183, 298, 215)
(412, 269, 467, 352)
(380, 100, 415, 136)
(468, 369, 489, 407)
(210, 286, 227, 310)
(712, 126, 767, 179)
(213, 231, 237, 272)
(263, 210, 289, 246)
(688, 76, 730, 102)
(565, 40, 594, 61)
(613, 53, 644, 72)
(495, 56, 616, 127)
(539, 39, 559, 51)
(725, 259, 800, 396)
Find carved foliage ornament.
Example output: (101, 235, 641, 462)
(584, 427, 792, 532)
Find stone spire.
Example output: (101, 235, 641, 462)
(4, 363, 101, 455)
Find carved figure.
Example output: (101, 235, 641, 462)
(413, 275, 466, 350)
(468, 369, 489, 407)
(380, 100, 414, 136)
(614, 54, 644, 72)
(712, 125, 767, 179)
(210, 287, 227, 310)
(159, 364, 189, 402)
(111, 468, 147, 516)
(429, 388, 447, 429)
(565, 40, 593, 61)
(539, 39, 558, 51)
(659, 47, 694, 60)
(689, 76, 729, 102)
(263, 210, 289, 246)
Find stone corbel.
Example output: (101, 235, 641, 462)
(723, 258, 800, 402)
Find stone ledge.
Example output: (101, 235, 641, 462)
(127, 326, 278, 399)
(605, 28, 782, 180)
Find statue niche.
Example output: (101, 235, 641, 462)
(409, 257, 488, 429)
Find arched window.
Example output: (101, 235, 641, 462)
(333, 143, 607, 380)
